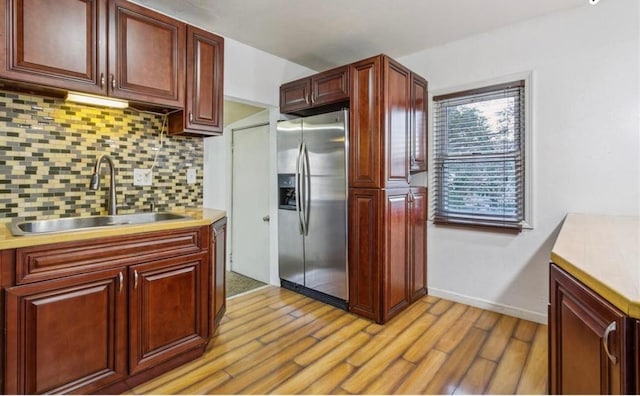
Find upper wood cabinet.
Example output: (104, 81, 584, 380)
(0, 0, 227, 112)
(280, 65, 349, 114)
(169, 25, 224, 135)
(350, 55, 421, 189)
(108, 0, 185, 107)
(549, 264, 633, 394)
(410, 74, 428, 172)
(0, 0, 108, 94)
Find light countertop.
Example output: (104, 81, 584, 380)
(0, 208, 226, 250)
(551, 213, 640, 319)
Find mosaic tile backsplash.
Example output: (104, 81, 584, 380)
(0, 90, 203, 220)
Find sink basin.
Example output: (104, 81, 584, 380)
(9, 212, 193, 236)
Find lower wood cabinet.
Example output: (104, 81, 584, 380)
(211, 217, 227, 331)
(5, 268, 128, 394)
(129, 253, 209, 375)
(549, 263, 634, 394)
(2, 222, 227, 394)
(348, 187, 427, 323)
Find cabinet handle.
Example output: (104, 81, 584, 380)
(134, 269, 139, 289)
(213, 226, 218, 239)
(189, 112, 193, 122)
(110, 74, 116, 90)
(603, 321, 618, 364)
(100, 73, 105, 89)
(118, 272, 123, 293)
(411, 155, 416, 166)
(306, 92, 311, 105)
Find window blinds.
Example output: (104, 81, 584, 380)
(433, 81, 525, 230)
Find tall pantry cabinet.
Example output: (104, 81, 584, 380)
(348, 55, 427, 323)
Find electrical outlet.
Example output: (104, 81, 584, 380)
(187, 168, 197, 185)
(133, 168, 153, 186)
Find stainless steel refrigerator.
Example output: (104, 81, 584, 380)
(277, 110, 348, 308)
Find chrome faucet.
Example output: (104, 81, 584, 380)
(89, 154, 118, 215)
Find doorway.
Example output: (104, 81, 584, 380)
(230, 122, 271, 285)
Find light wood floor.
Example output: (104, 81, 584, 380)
(130, 286, 548, 395)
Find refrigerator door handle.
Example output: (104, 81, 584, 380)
(303, 143, 311, 236)
(295, 142, 304, 234)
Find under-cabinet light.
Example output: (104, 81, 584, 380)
(65, 92, 129, 109)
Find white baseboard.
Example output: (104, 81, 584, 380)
(428, 287, 548, 324)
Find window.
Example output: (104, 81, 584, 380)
(433, 80, 526, 230)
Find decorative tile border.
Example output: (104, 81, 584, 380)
(0, 90, 203, 220)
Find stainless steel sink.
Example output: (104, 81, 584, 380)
(9, 212, 193, 236)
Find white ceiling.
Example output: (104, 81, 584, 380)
(133, 0, 587, 71)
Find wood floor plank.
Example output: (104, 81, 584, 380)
(174, 370, 231, 395)
(402, 302, 467, 363)
(429, 298, 454, 315)
(347, 301, 432, 367)
(212, 337, 318, 394)
(475, 310, 500, 330)
(453, 358, 497, 395)
(479, 315, 518, 361)
(224, 317, 328, 377)
(516, 325, 548, 394)
(425, 295, 440, 304)
(424, 327, 488, 394)
(301, 362, 356, 395)
(362, 358, 415, 394)
(435, 306, 483, 353)
(295, 316, 370, 366)
(486, 338, 530, 394)
(312, 312, 357, 339)
(395, 349, 448, 394)
(272, 332, 371, 394)
(341, 315, 435, 394)
(259, 303, 335, 343)
(514, 319, 538, 342)
(240, 362, 302, 394)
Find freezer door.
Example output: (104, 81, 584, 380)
(277, 119, 304, 284)
(302, 110, 348, 300)
(277, 119, 303, 174)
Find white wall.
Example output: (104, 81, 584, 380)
(224, 37, 316, 107)
(399, 0, 639, 322)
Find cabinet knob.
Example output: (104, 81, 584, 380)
(603, 321, 618, 364)
(189, 112, 193, 122)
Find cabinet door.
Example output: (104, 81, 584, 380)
(5, 268, 127, 394)
(549, 264, 630, 394)
(310, 65, 349, 107)
(383, 57, 411, 188)
(129, 253, 208, 375)
(184, 25, 224, 134)
(348, 188, 382, 322)
(211, 217, 227, 332)
(280, 78, 311, 113)
(382, 188, 411, 322)
(0, 0, 107, 94)
(410, 74, 428, 172)
(636, 320, 640, 394)
(108, 0, 185, 107)
(409, 187, 427, 302)
(349, 56, 382, 188)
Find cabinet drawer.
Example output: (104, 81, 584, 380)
(16, 227, 204, 284)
